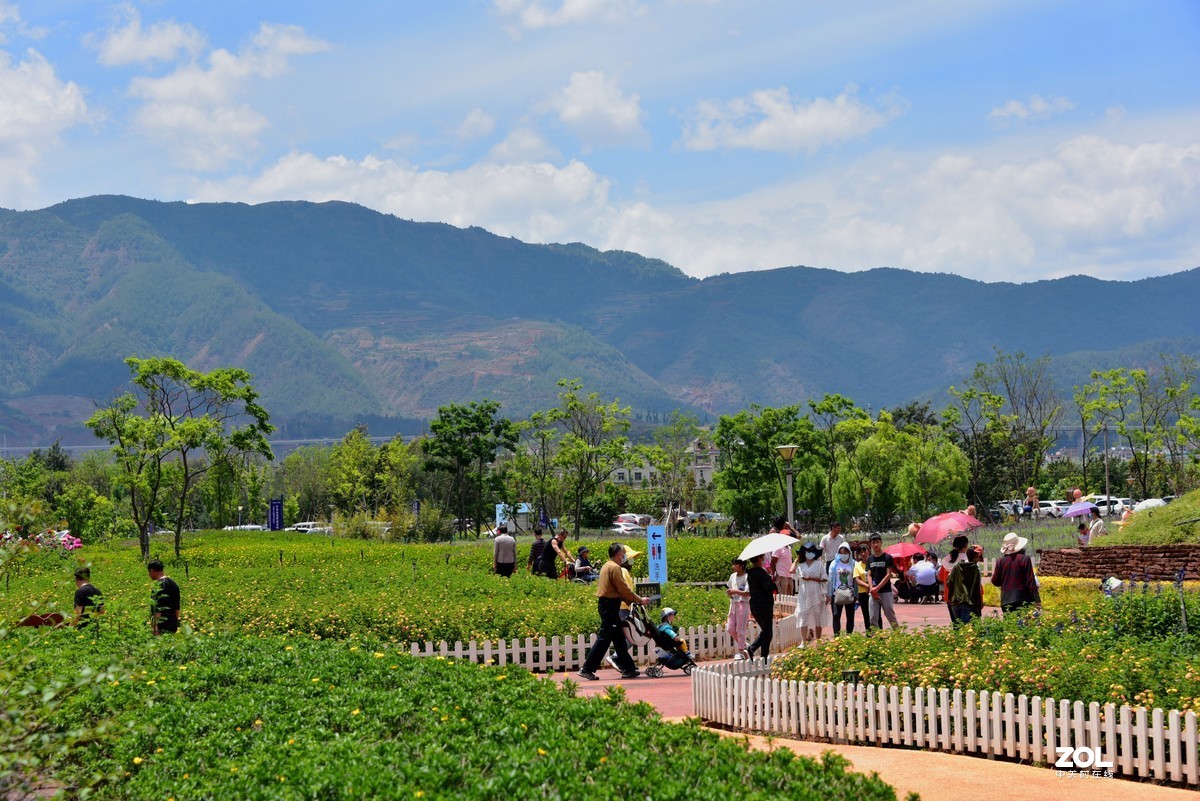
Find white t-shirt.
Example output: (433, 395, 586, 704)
(908, 560, 938, 586)
(819, 532, 847, 562)
(727, 571, 749, 606)
(1090, 517, 1108, 539)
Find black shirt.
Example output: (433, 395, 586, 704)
(529, 539, 546, 569)
(151, 576, 181, 624)
(74, 583, 103, 628)
(746, 566, 777, 605)
(866, 552, 896, 594)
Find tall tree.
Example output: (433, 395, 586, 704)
(87, 357, 274, 558)
(646, 410, 701, 517)
(426, 400, 517, 537)
(547, 379, 631, 539)
(712, 405, 812, 533)
(808, 394, 868, 522)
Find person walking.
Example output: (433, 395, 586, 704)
(818, 522, 846, 572)
(725, 558, 751, 659)
(1089, 509, 1108, 540)
(855, 543, 873, 632)
(990, 532, 1041, 615)
(948, 545, 984, 624)
(793, 544, 829, 642)
(492, 524, 516, 577)
(528, 528, 546, 573)
(72, 567, 104, 629)
(865, 534, 899, 629)
(578, 543, 650, 681)
(769, 517, 795, 595)
(938, 535, 971, 619)
(147, 559, 181, 635)
(827, 543, 857, 636)
(744, 553, 777, 660)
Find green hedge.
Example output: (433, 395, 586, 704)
(1, 532, 730, 643)
(15, 633, 902, 801)
(772, 592, 1200, 712)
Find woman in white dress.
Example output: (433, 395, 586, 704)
(794, 543, 831, 642)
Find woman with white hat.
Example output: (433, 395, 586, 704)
(989, 532, 1040, 616)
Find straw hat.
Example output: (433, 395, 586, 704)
(1000, 532, 1028, 554)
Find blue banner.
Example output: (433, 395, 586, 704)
(268, 498, 283, 531)
(646, 525, 667, 583)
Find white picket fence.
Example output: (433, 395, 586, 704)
(400, 596, 805, 673)
(692, 658, 1200, 786)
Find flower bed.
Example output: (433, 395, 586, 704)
(12, 632, 900, 801)
(0, 532, 730, 643)
(772, 592, 1200, 712)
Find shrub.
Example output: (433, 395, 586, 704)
(29, 634, 902, 801)
(772, 592, 1200, 712)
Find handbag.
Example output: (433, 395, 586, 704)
(833, 586, 856, 605)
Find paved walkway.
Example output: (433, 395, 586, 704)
(550, 601, 1192, 801)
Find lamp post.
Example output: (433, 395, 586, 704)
(237, 505, 244, 527)
(776, 444, 799, 529)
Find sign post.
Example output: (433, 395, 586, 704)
(268, 498, 283, 531)
(646, 525, 667, 584)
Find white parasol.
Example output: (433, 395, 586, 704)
(738, 532, 799, 562)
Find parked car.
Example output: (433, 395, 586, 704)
(611, 521, 646, 536)
(285, 521, 331, 534)
(222, 524, 265, 531)
(1091, 497, 1133, 516)
(615, 513, 653, 527)
(1039, 500, 1069, 518)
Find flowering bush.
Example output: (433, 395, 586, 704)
(1, 531, 730, 643)
(772, 591, 1200, 712)
(1, 529, 82, 553)
(24, 633, 900, 801)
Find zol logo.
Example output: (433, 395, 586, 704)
(1055, 745, 1114, 769)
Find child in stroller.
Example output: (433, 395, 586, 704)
(628, 606, 696, 678)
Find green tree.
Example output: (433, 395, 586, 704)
(86, 356, 274, 559)
(712, 405, 812, 533)
(809, 394, 869, 522)
(646, 410, 701, 515)
(547, 379, 631, 538)
(426, 400, 518, 537)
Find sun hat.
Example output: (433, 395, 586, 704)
(622, 545, 640, 560)
(1000, 532, 1028, 554)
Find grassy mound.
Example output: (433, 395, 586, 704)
(1105, 488, 1200, 545)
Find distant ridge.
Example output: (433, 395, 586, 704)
(0, 195, 1197, 443)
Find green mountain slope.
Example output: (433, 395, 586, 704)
(0, 195, 1198, 444)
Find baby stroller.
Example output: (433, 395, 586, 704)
(626, 604, 696, 678)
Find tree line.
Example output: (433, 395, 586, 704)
(2, 351, 1198, 550)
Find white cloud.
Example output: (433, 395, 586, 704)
(680, 85, 905, 153)
(487, 128, 561, 163)
(455, 107, 495, 140)
(603, 133, 1200, 282)
(491, 0, 643, 29)
(987, 94, 1074, 127)
(190, 152, 612, 244)
(127, 23, 328, 170)
(549, 70, 647, 147)
(89, 5, 205, 66)
(0, 48, 88, 204)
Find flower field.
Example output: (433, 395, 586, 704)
(1, 532, 734, 643)
(4, 630, 902, 800)
(772, 591, 1200, 712)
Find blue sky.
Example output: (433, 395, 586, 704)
(2, 0, 1198, 283)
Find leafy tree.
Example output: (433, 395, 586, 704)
(86, 356, 274, 559)
(509, 410, 562, 528)
(943, 385, 1007, 511)
(712, 405, 812, 533)
(893, 424, 970, 520)
(646, 410, 701, 515)
(546, 379, 631, 538)
(809, 394, 869, 522)
(426, 400, 518, 537)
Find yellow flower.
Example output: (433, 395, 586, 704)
(537, 748, 547, 756)
(311, 678, 321, 683)
(496, 675, 507, 680)
(254, 719, 263, 726)
(155, 748, 163, 753)
(288, 738, 295, 745)
(600, 756, 607, 764)
(183, 774, 189, 779)
(416, 792, 425, 798)
(132, 757, 143, 765)
(351, 709, 361, 716)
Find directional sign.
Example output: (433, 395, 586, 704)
(268, 498, 284, 531)
(646, 525, 667, 584)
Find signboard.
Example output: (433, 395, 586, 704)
(268, 498, 283, 531)
(646, 525, 667, 584)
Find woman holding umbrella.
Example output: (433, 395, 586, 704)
(745, 553, 777, 660)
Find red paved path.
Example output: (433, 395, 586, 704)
(549, 601, 1193, 801)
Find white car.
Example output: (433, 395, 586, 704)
(610, 521, 645, 536)
(615, 513, 653, 527)
(1090, 497, 1133, 516)
(1039, 500, 1069, 518)
(285, 521, 332, 534)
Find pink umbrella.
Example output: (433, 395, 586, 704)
(915, 511, 983, 545)
(884, 541, 928, 558)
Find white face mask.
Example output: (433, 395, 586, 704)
(839, 553, 851, 563)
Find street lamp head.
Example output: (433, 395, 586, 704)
(775, 444, 799, 463)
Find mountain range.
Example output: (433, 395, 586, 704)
(1, 195, 1197, 446)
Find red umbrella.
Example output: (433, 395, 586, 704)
(884, 542, 927, 558)
(915, 511, 983, 544)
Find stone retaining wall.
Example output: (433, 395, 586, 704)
(1036, 545, 1200, 580)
